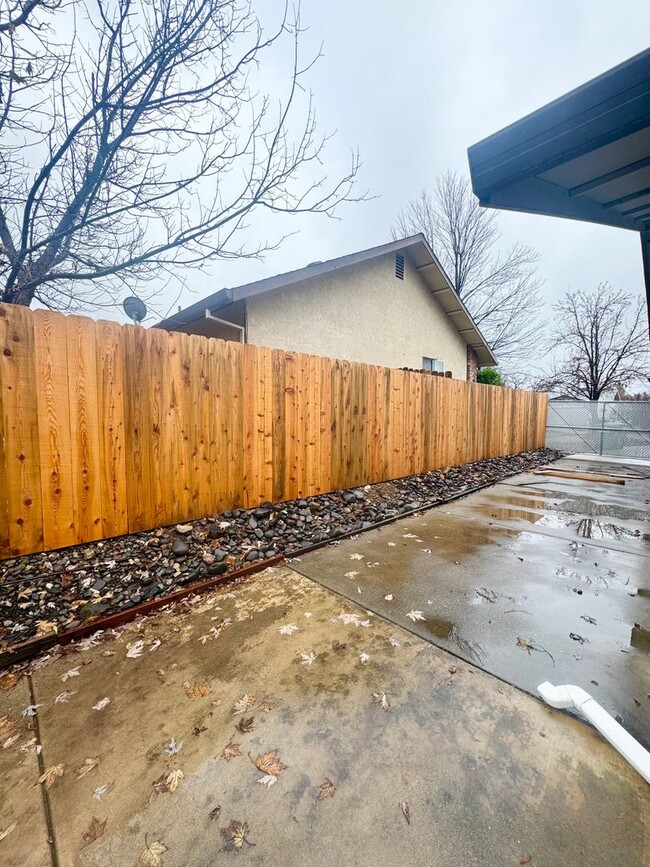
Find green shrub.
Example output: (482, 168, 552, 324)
(477, 367, 503, 386)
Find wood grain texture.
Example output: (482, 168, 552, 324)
(0, 304, 549, 558)
(0, 305, 43, 556)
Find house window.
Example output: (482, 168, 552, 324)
(422, 356, 444, 373)
(395, 253, 405, 279)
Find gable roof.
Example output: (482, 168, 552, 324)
(156, 234, 497, 366)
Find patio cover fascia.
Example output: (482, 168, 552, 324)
(467, 48, 650, 330)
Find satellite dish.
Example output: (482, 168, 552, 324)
(123, 296, 147, 324)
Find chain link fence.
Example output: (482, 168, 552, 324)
(546, 400, 650, 459)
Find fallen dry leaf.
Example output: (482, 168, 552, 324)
(21, 704, 42, 717)
(93, 782, 114, 800)
(406, 610, 425, 622)
(137, 840, 168, 866)
(236, 716, 255, 734)
(257, 773, 277, 789)
(209, 805, 222, 821)
(220, 819, 254, 850)
(92, 697, 110, 711)
(166, 768, 184, 792)
(516, 636, 533, 654)
(126, 640, 145, 659)
(372, 692, 390, 710)
(61, 666, 80, 682)
(183, 681, 211, 700)
(192, 725, 207, 736)
(81, 816, 106, 848)
(400, 801, 411, 825)
(298, 650, 317, 666)
(39, 764, 65, 790)
(76, 757, 99, 779)
(221, 740, 242, 762)
(232, 694, 256, 715)
(35, 620, 57, 637)
(259, 700, 274, 713)
(252, 749, 287, 776)
(151, 773, 170, 796)
(317, 778, 336, 800)
(165, 737, 183, 756)
(0, 716, 19, 744)
(0, 673, 19, 692)
(0, 820, 17, 842)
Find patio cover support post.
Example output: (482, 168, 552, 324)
(641, 230, 650, 335)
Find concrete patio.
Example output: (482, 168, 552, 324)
(0, 456, 648, 866)
(293, 455, 650, 747)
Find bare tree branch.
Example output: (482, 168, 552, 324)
(391, 171, 544, 367)
(535, 285, 649, 400)
(0, 0, 367, 311)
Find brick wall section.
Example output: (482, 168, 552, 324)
(467, 346, 479, 382)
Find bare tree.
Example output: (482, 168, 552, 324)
(392, 171, 543, 366)
(536, 285, 649, 400)
(0, 0, 365, 311)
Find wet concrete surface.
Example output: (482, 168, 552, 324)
(0, 566, 648, 866)
(0, 676, 52, 867)
(292, 457, 650, 748)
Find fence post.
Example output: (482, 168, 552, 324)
(599, 402, 606, 456)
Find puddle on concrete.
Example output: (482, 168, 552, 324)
(536, 513, 649, 543)
(631, 624, 650, 654)
(419, 617, 487, 665)
(423, 616, 454, 639)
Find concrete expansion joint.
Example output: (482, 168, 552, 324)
(27, 672, 61, 867)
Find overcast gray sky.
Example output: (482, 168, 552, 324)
(148, 0, 650, 328)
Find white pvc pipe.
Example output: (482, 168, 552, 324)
(538, 682, 650, 785)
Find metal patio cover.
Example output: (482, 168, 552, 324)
(467, 48, 650, 328)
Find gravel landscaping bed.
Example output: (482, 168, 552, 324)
(0, 448, 559, 650)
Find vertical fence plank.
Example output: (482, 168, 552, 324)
(96, 319, 128, 538)
(146, 328, 169, 526)
(33, 311, 76, 550)
(242, 343, 256, 508)
(123, 325, 152, 533)
(207, 339, 228, 513)
(0, 305, 43, 556)
(0, 310, 9, 558)
(66, 315, 103, 544)
(227, 341, 245, 508)
(319, 356, 332, 495)
(272, 349, 286, 503)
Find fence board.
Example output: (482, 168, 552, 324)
(33, 312, 75, 550)
(66, 315, 102, 544)
(96, 319, 128, 538)
(0, 305, 43, 555)
(0, 305, 548, 558)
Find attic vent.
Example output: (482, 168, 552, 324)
(395, 253, 405, 279)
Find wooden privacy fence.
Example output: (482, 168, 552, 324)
(0, 304, 548, 559)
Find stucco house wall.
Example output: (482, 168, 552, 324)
(245, 252, 470, 379)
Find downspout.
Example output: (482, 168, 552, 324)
(538, 682, 650, 784)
